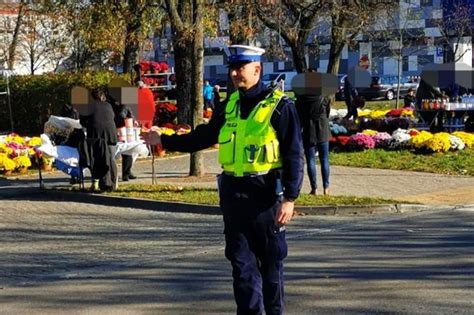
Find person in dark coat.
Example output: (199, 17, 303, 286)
(212, 84, 221, 109)
(343, 76, 359, 120)
(142, 44, 304, 315)
(295, 91, 331, 195)
(108, 94, 137, 182)
(403, 88, 416, 108)
(83, 88, 118, 192)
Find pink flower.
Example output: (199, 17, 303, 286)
(348, 133, 376, 150)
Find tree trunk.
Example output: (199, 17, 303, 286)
(123, 20, 141, 75)
(8, 0, 26, 70)
(327, 20, 346, 106)
(327, 26, 345, 75)
(189, 0, 204, 177)
(172, 37, 193, 125)
(289, 39, 307, 73)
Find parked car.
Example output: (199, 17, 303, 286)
(356, 75, 418, 100)
(262, 71, 298, 91)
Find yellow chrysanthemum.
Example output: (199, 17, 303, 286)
(357, 110, 371, 118)
(0, 146, 14, 155)
(5, 135, 25, 145)
(452, 131, 474, 149)
(425, 132, 451, 152)
(400, 109, 415, 118)
(361, 129, 378, 136)
(27, 137, 42, 147)
(13, 155, 32, 168)
(0, 156, 16, 171)
(158, 127, 176, 136)
(369, 110, 390, 119)
(409, 130, 433, 149)
(42, 156, 55, 165)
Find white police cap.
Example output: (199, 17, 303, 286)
(228, 45, 265, 65)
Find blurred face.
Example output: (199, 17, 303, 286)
(229, 62, 261, 90)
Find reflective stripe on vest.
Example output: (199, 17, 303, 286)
(218, 89, 285, 177)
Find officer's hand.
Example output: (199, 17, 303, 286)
(142, 128, 162, 145)
(276, 199, 294, 226)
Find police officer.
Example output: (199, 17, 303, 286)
(143, 45, 303, 315)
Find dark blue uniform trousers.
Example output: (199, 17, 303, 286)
(221, 194, 288, 315)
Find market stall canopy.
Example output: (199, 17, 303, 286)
(421, 62, 473, 90)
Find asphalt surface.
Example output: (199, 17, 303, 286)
(0, 150, 473, 314)
(0, 198, 472, 314)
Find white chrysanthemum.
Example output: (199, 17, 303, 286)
(448, 135, 465, 150)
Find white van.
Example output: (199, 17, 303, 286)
(262, 71, 298, 91)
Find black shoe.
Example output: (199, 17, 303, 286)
(122, 175, 129, 182)
(128, 173, 137, 180)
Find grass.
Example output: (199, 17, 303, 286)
(107, 183, 406, 206)
(330, 148, 474, 176)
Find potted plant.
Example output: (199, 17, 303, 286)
(0, 154, 16, 176)
(14, 155, 32, 174)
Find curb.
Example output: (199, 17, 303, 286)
(12, 188, 434, 217)
(41, 189, 222, 215)
(0, 186, 44, 199)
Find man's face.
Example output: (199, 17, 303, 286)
(229, 62, 261, 90)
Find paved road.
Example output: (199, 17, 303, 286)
(1, 198, 472, 314)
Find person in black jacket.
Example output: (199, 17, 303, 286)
(83, 88, 118, 192)
(295, 77, 331, 195)
(107, 94, 137, 181)
(343, 76, 359, 120)
(143, 45, 303, 315)
(212, 84, 221, 109)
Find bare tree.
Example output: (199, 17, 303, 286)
(7, 0, 27, 70)
(325, 1, 393, 76)
(436, 0, 472, 63)
(254, 0, 323, 73)
(369, 3, 431, 107)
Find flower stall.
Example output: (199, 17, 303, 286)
(0, 134, 43, 176)
(330, 128, 474, 153)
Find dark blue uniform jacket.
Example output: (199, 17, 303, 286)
(162, 81, 304, 201)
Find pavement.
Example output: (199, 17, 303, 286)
(0, 198, 473, 314)
(1, 150, 473, 314)
(1, 149, 473, 213)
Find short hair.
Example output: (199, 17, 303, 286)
(91, 88, 106, 100)
(408, 88, 415, 93)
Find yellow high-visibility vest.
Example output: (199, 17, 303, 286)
(218, 89, 285, 176)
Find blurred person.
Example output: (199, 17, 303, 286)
(137, 80, 156, 129)
(295, 69, 331, 195)
(213, 84, 221, 109)
(108, 93, 137, 182)
(343, 76, 359, 120)
(403, 88, 416, 109)
(203, 80, 214, 110)
(83, 88, 118, 192)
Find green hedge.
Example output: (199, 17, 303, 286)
(0, 71, 131, 136)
